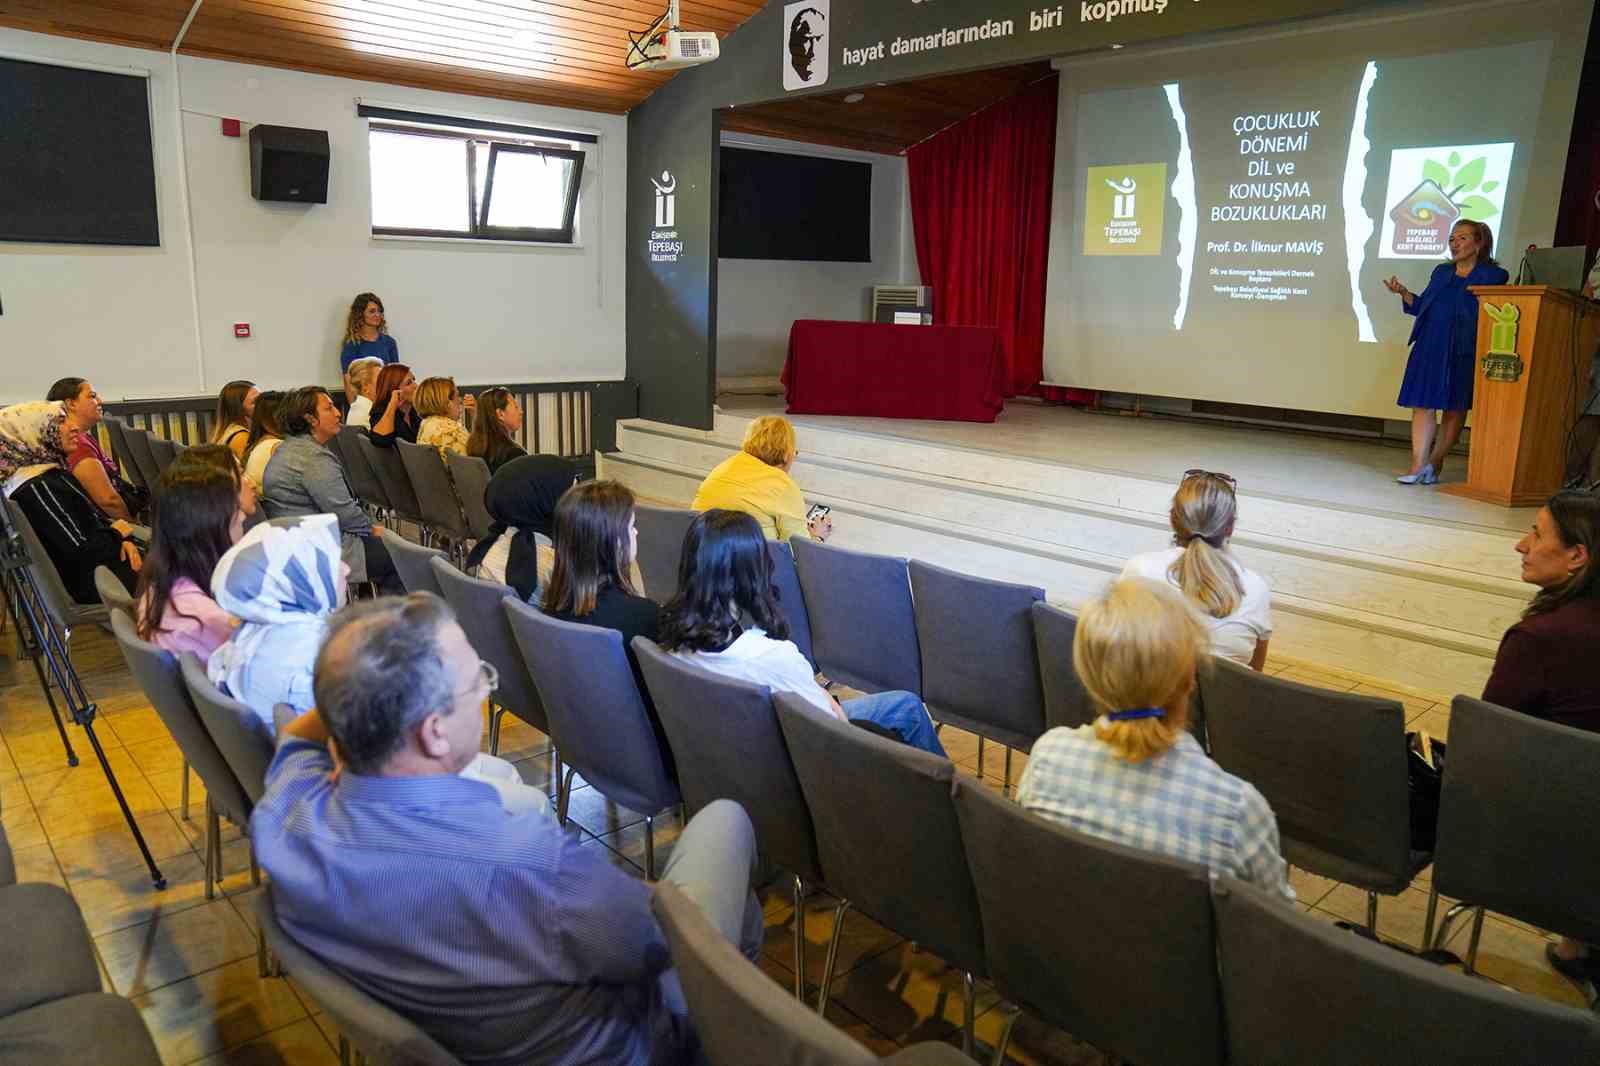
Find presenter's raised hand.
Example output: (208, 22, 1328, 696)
(1383, 275, 1414, 306)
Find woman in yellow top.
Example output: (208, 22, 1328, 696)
(413, 376, 471, 457)
(692, 416, 831, 541)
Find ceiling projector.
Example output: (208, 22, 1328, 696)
(626, 2, 720, 70)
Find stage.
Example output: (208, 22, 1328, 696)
(600, 398, 1535, 700)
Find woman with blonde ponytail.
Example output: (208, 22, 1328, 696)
(1121, 469, 1272, 669)
(1016, 578, 1293, 899)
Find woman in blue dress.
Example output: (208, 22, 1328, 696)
(339, 292, 398, 402)
(1383, 220, 1508, 484)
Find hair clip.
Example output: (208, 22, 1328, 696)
(1106, 707, 1165, 721)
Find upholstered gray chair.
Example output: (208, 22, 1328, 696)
(1200, 656, 1426, 941)
(791, 538, 921, 695)
(429, 558, 552, 757)
(910, 560, 1044, 790)
(336, 427, 392, 516)
(445, 452, 495, 543)
(1030, 601, 1096, 731)
(0, 992, 163, 1066)
(5, 500, 106, 628)
(769, 538, 815, 668)
(633, 638, 824, 999)
(103, 418, 144, 490)
(383, 528, 447, 597)
(179, 654, 274, 806)
(357, 433, 428, 531)
(634, 505, 697, 604)
(1215, 874, 1600, 1064)
(108, 612, 255, 902)
(121, 427, 163, 491)
(397, 439, 471, 558)
(953, 776, 1224, 1066)
(255, 887, 464, 1066)
(652, 882, 975, 1066)
(1425, 696, 1600, 973)
(503, 598, 679, 878)
(775, 696, 987, 1052)
(93, 566, 134, 615)
(146, 434, 178, 475)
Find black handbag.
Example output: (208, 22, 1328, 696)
(1407, 731, 1444, 852)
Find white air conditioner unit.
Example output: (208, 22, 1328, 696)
(871, 285, 934, 325)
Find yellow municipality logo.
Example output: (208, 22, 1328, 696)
(1480, 302, 1522, 383)
(1084, 163, 1166, 256)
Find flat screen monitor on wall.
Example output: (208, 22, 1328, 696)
(719, 146, 870, 262)
(0, 57, 160, 246)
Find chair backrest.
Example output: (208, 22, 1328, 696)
(94, 566, 135, 615)
(909, 560, 1044, 749)
(104, 418, 142, 489)
(444, 452, 494, 542)
(336, 428, 391, 512)
(775, 695, 985, 974)
(952, 776, 1224, 1066)
(429, 557, 548, 734)
(1213, 874, 1600, 1065)
(357, 434, 424, 523)
(254, 888, 464, 1066)
(1200, 657, 1413, 891)
(634, 505, 697, 604)
(122, 426, 163, 490)
(652, 880, 878, 1066)
(3, 498, 106, 629)
(791, 538, 920, 695)
(396, 439, 469, 540)
(179, 653, 276, 806)
(147, 434, 179, 475)
(1030, 601, 1097, 731)
(1435, 696, 1600, 944)
(503, 599, 678, 815)
(383, 528, 447, 597)
(633, 638, 821, 883)
(107, 609, 252, 825)
(767, 539, 814, 668)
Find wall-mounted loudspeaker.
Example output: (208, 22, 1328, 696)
(249, 125, 330, 204)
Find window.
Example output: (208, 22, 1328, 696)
(367, 123, 585, 244)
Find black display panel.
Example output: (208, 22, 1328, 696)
(0, 58, 159, 246)
(718, 147, 870, 262)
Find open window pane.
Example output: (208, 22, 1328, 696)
(485, 150, 574, 230)
(370, 129, 469, 232)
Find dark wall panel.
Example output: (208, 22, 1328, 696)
(719, 147, 870, 261)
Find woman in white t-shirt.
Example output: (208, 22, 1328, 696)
(1120, 469, 1271, 669)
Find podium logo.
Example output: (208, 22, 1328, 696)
(1085, 163, 1166, 256)
(652, 170, 677, 228)
(783, 1, 828, 91)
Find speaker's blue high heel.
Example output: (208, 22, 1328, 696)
(1397, 463, 1435, 485)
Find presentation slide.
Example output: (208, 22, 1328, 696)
(1044, 0, 1589, 417)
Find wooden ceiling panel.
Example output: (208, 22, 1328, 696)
(0, 0, 767, 112)
(722, 61, 1057, 156)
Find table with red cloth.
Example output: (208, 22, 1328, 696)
(780, 319, 1008, 423)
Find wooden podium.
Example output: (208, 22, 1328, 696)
(1441, 285, 1600, 507)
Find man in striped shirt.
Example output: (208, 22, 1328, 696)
(251, 593, 763, 1065)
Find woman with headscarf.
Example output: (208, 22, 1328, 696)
(0, 400, 142, 603)
(464, 454, 577, 602)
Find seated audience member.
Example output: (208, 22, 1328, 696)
(46, 376, 144, 521)
(414, 376, 471, 457)
(339, 292, 398, 402)
(242, 390, 285, 489)
(659, 509, 945, 756)
(691, 416, 831, 542)
(1016, 577, 1294, 900)
(261, 386, 402, 594)
(0, 400, 140, 601)
(178, 443, 258, 520)
(367, 363, 420, 448)
(209, 380, 259, 462)
(343, 358, 383, 430)
(466, 387, 527, 473)
(135, 463, 243, 657)
(251, 593, 763, 1065)
(464, 454, 576, 600)
(1120, 468, 1271, 669)
(1480, 490, 1600, 987)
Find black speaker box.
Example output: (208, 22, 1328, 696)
(249, 125, 330, 203)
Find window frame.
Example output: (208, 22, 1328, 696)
(367, 121, 586, 246)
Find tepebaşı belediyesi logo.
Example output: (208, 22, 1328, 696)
(784, 1, 828, 91)
(648, 170, 684, 264)
(651, 170, 677, 228)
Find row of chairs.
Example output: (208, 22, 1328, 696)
(103, 416, 183, 497)
(331, 428, 495, 565)
(630, 642, 1600, 1064)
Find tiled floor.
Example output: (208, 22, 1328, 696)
(0, 631, 1589, 1065)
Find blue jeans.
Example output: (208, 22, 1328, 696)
(841, 690, 947, 757)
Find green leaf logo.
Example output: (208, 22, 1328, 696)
(1480, 180, 1499, 193)
(1423, 159, 1451, 187)
(1453, 157, 1486, 192)
(1448, 151, 1461, 167)
(1458, 194, 1499, 221)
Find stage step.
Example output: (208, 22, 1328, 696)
(602, 415, 1530, 698)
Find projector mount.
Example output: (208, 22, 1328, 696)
(626, 0, 681, 70)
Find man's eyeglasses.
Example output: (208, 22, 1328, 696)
(1183, 468, 1238, 488)
(454, 659, 499, 702)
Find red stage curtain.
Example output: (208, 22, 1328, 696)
(1555, 10, 1600, 263)
(909, 74, 1087, 401)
